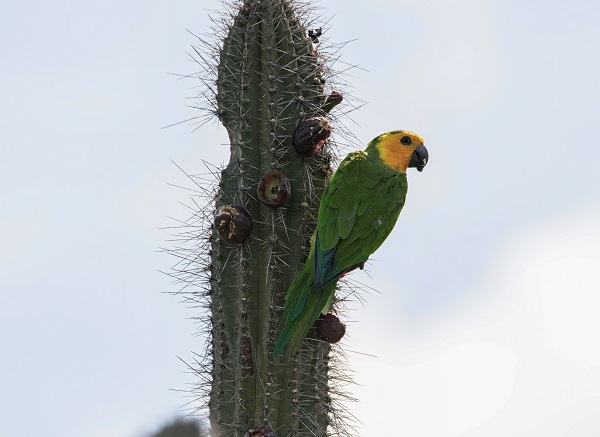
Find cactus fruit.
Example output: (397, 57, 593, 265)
(292, 117, 332, 157)
(244, 427, 276, 437)
(170, 0, 358, 435)
(316, 313, 346, 344)
(257, 171, 291, 208)
(213, 205, 253, 244)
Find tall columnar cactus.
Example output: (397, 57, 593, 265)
(173, 1, 356, 435)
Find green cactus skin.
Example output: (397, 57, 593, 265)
(171, 1, 357, 435)
(211, 1, 332, 435)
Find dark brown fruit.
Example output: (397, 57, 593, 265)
(213, 204, 252, 244)
(244, 427, 275, 437)
(257, 170, 291, 208)
(317, 313, 346, 343)
(292, 117, 332, 157)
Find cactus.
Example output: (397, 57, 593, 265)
(151, 419, 208, 437)
(168, 1, 358, 435)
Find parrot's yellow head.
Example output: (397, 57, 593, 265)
(369, 130, 429, 173)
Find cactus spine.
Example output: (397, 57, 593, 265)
(175, 1, 356, 435)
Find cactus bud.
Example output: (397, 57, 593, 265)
(317, 313, 346, 344)
(292, 117, 332, 157)
(322, 90, 343, 114)
(257, 170, 291, 208)
(213, 205, 252, 244)
(308, 28, 322, 43)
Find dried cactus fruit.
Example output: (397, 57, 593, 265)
(292, 117, 332, 157)
(213, 205, 252, 244)
(257, 170, 291, 208)
(244, 427, 276, 437)
(317, 313, 346, 344)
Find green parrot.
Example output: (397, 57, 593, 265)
(274, 130, 429, 357)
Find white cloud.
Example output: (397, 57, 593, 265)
(348, 204, 600, 436)
(350, 341, 517, 437)
(370, 0, 500, 123)
(89, 428, 131, 437)
(0, 209, 48, 261)
(537, 251, 600, 367)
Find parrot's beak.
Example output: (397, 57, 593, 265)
(409, 144, 429, 172)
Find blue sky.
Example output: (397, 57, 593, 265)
(1, 1, 600, 436)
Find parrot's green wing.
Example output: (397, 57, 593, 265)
(313, 151, 408, 290)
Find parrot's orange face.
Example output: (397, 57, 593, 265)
(374, 130, 428, 172)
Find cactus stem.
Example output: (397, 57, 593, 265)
(167, 1, 364, 435)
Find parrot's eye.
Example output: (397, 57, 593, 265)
(400, 135, 412, 146)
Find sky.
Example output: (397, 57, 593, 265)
(1, 0, 599, 436)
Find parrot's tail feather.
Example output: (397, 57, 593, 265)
(291, 291, 308, 320)
(273, 321, 295, 357)
(274, 263, 312, 357)
(274, 281, 337, 358)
